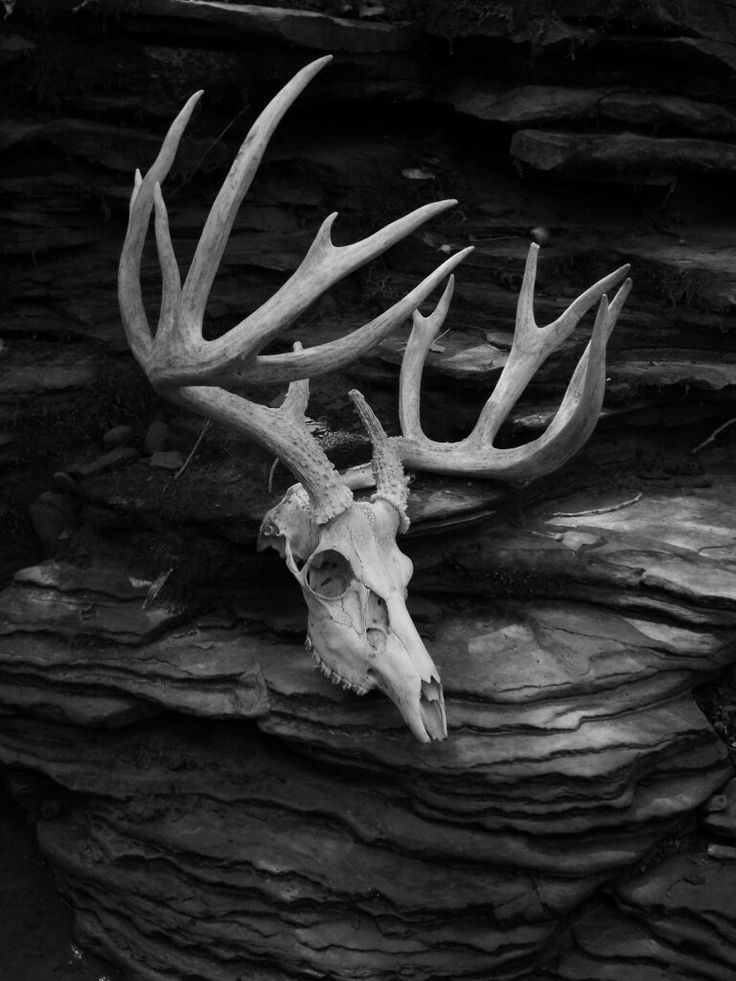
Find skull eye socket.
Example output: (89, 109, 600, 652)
(305, 549, 353, 599)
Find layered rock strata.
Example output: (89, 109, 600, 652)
(2, 484, 736, 979)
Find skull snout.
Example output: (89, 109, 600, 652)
(366, 597, 448, 744)
(302, 549, 447, 742)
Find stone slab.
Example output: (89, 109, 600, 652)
(512, 130, 736, 182)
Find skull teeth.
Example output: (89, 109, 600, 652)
(305, 635, 368, 696)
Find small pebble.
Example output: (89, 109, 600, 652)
(401, 167, 436, 181)
(144, 419, 169, 454)
(71, 445, 138, 479)
(28, 491, 74, 554)
(102, 425, 133, 450)
(707, 794, 728, 812)
(530, 225, 552, 246)
(149, 450, 184, 471)
(52, 471, 77, 493)
(707, 842, 736, 860)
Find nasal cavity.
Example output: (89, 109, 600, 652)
(366, 591, 389, 653)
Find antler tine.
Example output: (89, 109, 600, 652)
(227, 247, 473, 387)
(389, 246, 633, 481)
(179, 55, 333, 337)
(118, 90, 203, 365)
(471, 243, 630, 445)
(507, 277, 633, 474)
(399, 274, 456, 441)
(152, 182, 182, 348)
(336, 274, 457, 496)
(349, 390, 411, 532)
(180, 197, 463, 387)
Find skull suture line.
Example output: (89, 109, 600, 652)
(118, 56, 631, 744)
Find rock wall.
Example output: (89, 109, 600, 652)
(2, 2, 736, 979)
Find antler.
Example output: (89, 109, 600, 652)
(121, 52, 632, 521)
(376, 245, 632, 483)
(118, 55, 471, 523)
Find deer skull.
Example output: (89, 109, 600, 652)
(259, 484, 447, 743)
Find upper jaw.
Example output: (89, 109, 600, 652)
(308, 627, 448, 743)
(368, 601, 447, 743)
(372, 662, 447, 743)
